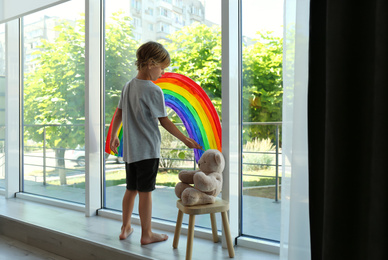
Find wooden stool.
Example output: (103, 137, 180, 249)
(172, 198, 235, 260)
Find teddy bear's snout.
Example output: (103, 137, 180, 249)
(198, 163, 201, 167)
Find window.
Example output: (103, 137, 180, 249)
(133, 32, 141, 41)
(131, 0, 141, 11)
(190, 5, 202, 16)
(1, 0, 289, 248)
(133, 17, 141, 28)
(104, 0, 222, 231)
(22, 0, 85, 203)
(159, 22, 170, 33)
(104, 3, 138, 213)
(0, 23, 5, 189)
(145, 8, 154, 16)
(241, 0, 283, 241)
(173, 13, 184, 26)
(160, 7, 171, 18)
(173, 0, 183, 8)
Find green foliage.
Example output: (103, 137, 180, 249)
(24, 17, 86, 152)
(243, 177, 280, 187)
(104, 11, 138, 124)
(23, 12, 137, 153)
(164, 24, 282, 143)
(242, 32, 283, 142)
(23, 15, 283, 169)
(243, 138, 276, 170)
(162, 23, 222, 119)
(159, 123, 194, 169)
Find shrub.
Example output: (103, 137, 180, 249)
(159, 124, 194, 170)
(243, 138, 275, 171)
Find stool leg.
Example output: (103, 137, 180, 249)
(186, 214, 195, 260)
(173, 210, 184, 249)
(221, 211, 235, 258)
(210, 213, 219, 243)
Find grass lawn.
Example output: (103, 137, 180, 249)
(42, 167, 281, 199)
(243, 186, 281, 199)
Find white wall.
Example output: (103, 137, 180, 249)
(1, 0, 69, 23)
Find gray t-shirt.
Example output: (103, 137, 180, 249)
(118, 78, 167, 163)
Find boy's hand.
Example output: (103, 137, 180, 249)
(110, 136, 120, 154)
(184, 137, 203, 150)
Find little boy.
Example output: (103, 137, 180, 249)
(110, 41, 202, 244)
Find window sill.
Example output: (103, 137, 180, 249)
(0, 194, 279, 260)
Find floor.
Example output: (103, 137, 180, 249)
(0, 196, 279, 260)
(0, 235, 69, 260)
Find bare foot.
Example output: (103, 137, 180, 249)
(119, 226, 134, 240)
(140, 232, 168, 245)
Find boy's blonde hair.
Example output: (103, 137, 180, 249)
(135, 41, 170, 70)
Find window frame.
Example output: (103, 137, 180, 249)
(1, 0, 281, 254)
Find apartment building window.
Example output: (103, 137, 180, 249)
(159, 22, 170, 33)
(190, 5, 203, 17)
(133, 17, 142, 28)
(160, 7, 171, 18)
(173, 0, 183, 8)
(145, 8, 154, 16)
(134, 32, 141, 41)
(131, 0, 141, 11)
(173, 13, 184, 26)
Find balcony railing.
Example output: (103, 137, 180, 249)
(21, 122, 282, 201)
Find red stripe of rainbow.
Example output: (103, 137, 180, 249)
(105, 108, 124, 157)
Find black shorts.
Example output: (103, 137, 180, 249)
(125, 158, 159, 192)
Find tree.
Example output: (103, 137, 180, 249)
(24, 18, 85, 184)
(162, 23, 222, 119)
(164, 24, 282, 142)
(242, 32, 283, 143)
(23, 12, 137, 184)
(104, 12, 138, 124)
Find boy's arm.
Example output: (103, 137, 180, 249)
(158, 116, 202, 150)
(109, 108, 123, 154)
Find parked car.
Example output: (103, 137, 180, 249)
(68, 145, 124, 166)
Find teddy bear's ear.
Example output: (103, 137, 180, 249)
(215, 153, 222, 165)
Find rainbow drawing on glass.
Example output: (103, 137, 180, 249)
(105, 109, 124, 157)
(105, 72, 222, 163)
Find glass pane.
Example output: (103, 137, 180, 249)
(22, 0, 85, 203)
(104, 0, 222, 230)
(241, 0, 283, 241)
(0, 23, 5, 189)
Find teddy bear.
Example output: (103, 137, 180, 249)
(175, 149, 225, 206)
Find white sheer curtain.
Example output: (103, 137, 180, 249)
(280, 0, 311, 259)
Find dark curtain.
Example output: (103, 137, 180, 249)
(308, 0, 388, 259)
